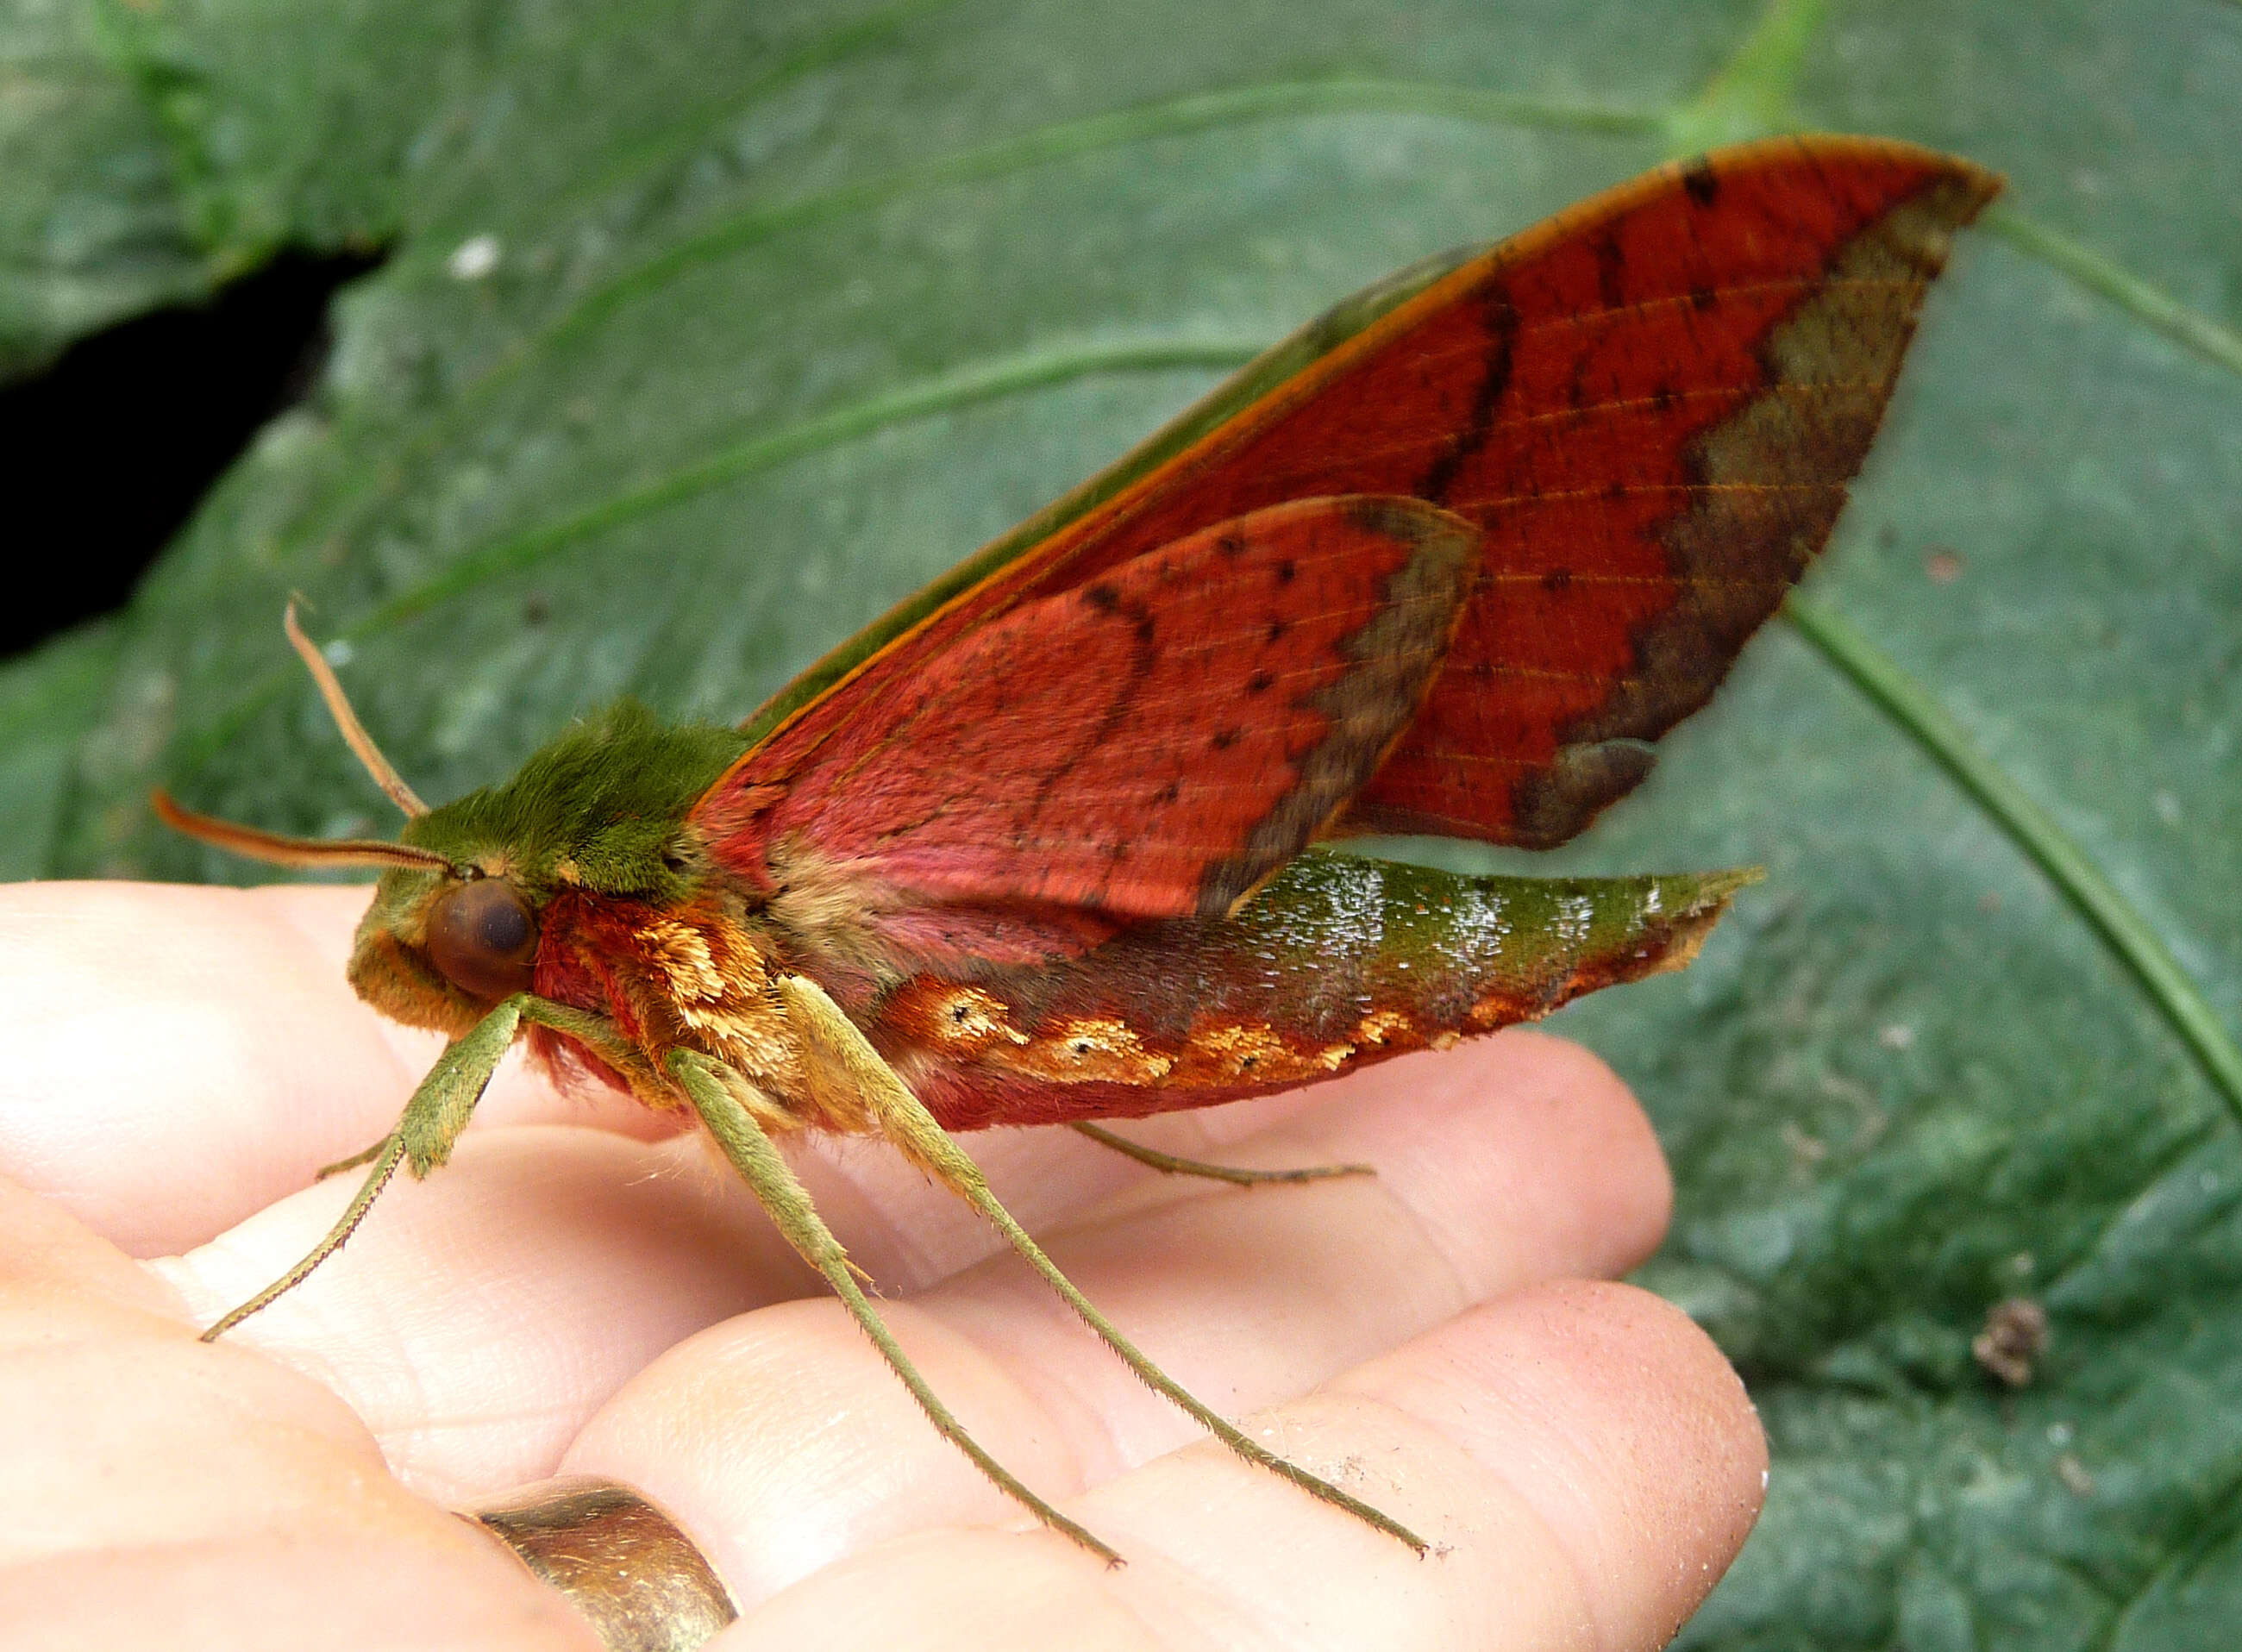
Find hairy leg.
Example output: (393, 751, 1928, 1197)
(665, 1046, 1119, 1562)
(1070, 1120, 1374, 1186)
(778, 973, 1427, 1554)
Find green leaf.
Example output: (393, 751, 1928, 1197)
(6, 0, 2239, 1643)
(0, 620, 119, 879)
(0, 0, 209, 372)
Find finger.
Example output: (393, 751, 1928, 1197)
(715, 1282, 1765, 1652)
(559, 1031, 1670, 1602)
(0, 882, 661, 1256)
(0, 1536, 598, 1652)
(0, 1172, 589, 1649)
(153, 1123, 813, 1502)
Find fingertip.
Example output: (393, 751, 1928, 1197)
(239, 882, 378, 965)
(1349, 1278, 1765, 1649)
(1287, 1028, 1672, 1292)
(0, 881, 404, 1253)
(692, 1276, 1765, 1652)
(1480, 1029, 1674, 1275)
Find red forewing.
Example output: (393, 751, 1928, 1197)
(696, 497, 1479, 918)
(1342, 144, 2001, 840)
(712, 135, 2000, 856)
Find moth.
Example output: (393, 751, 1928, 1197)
(160, 135, 1998, 1561)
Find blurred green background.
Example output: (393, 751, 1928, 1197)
(3, 0, 2239, 1642)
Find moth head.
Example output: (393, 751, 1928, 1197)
(153, 602, 547, 1034)
(344, 853, 542, 1036)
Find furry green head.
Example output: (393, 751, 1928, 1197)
(155, 606, 747, 1036)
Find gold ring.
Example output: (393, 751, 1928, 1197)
(462, 1476, 737, 1652)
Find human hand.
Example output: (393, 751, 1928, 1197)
(0, 879, 1764, 1649)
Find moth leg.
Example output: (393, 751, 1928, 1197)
(777, 974, 1428, 1555)
(1069, 1121, 1374, 1187)
(203, 994, 554, 1342)
(314, 1137, 391, 1180)
(664, 1046, 1119, 1565)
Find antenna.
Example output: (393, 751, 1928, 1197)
(151, 790, 456, 872)
(285, 599, 428, 817)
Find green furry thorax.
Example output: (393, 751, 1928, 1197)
(398, 699, 748, 902)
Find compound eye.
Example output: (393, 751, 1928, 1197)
(425, 878, 539, 1000)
